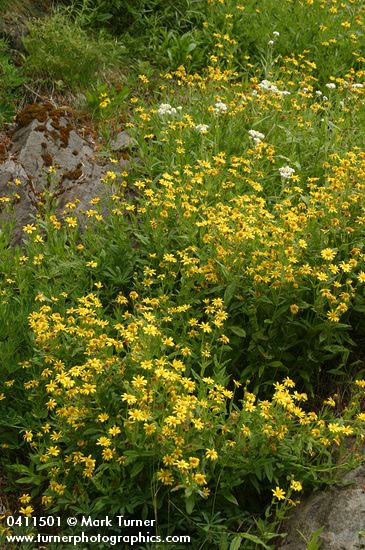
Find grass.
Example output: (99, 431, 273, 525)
(0, 39, 24, 124)
(22, 11, 126, 91)
(0, 0, 365, 548)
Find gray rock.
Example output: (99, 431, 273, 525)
(279, 466, 365, 550)
(0, 1, 54, 59)
(0, 103, 117, 243)
(110, 130, 136, 152)
(10, 117, 95, 183)
(0, 160, 36, 243)
(119, 157, 132, 168)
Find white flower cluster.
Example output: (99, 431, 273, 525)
(157, 103, 180, 116)
(352, 83, 364, 89)
(259, 79, 278, 92)
(315, 90, 329, 100)
(248, 129, 265, 144)
(195, 124, 209, 134)
(279, 165, 295, 179)
(258, 80, 290, 96)
(325, 83, 336, 90)
(213, 101, 228, 114)
(268, 31, 280, 45)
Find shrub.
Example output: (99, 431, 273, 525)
(63, 0, 205, 33)
(3, 287, 364, 547)
(1, 0, 365, 546)
(22, 12, 125, 90)
(0, 39, 24, 125)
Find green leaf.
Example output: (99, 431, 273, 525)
(267, 360, 285, 369)
(240, 533, 272, 549)
(230, 326, 246, 338)
(37, 461, 60, 471)
(230, 535, 242, 550)
(185, 493, 195, 515)
(223, 491, 239, 506)
(303, 527, 324, 550)
(323, 345, 348, 353)
(319, 331, 328, 343)
(263, 461, 273, 482)
(230, 534, 271, 550)
(353, 304, 365, 313)
(16, 475, 43, 485)
(130, 461, 144, 478)
(224, 281, 237, 304)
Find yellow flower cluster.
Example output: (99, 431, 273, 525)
(9, 290, 363, 508)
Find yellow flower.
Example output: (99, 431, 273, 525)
(19, 505, 34, 516)
(157, 469, 174, 485)
(116, 293, 128, 305)
(193, 473, 207, 485)
(283, 377, 295, 388)
(102, 448, 114, 461)
(290, 480, 302, 492)
(200, 322, 212, 333)
(82, 455, 96, 470)
(100, 98, 111, 109)
(323, 397, 336, 407)
(327, 310, 340, 322)
(205, 448, 218, 461)
(65, 217, 77, 227)
(272, 486, 286, 500)
(96, 436, 111, 447)
(23, 224, 36, 234)
(189, 457, 200, 468)
(121, 393, 137, 404)
(128, 409, 150, 421)
(19, 494, 31, 504)
(321, 248, 336, 261)
(131, 375, 147, 389)
(317, 272, 329, 282)
(46, 399, 57, 410)
(23, 431, 33, 442)
(108, 426, 121, 436)
(47, 446, 60, 457)
(192, 418, 204, 430)
(144, 423, 156, 435)
(290, 304, 299, 315)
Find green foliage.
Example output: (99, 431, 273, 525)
(64, 0, 205, 33)
(3, 274, 363, 546)
(59, 0, 365, 79)
(1, 0, 365, 547)
(304, 528, 324, 550)
(22, 12, 125, 90)
(83, 83, 130, 143)
(0, 39, 24, 125)
(146, 28, 209, 72)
